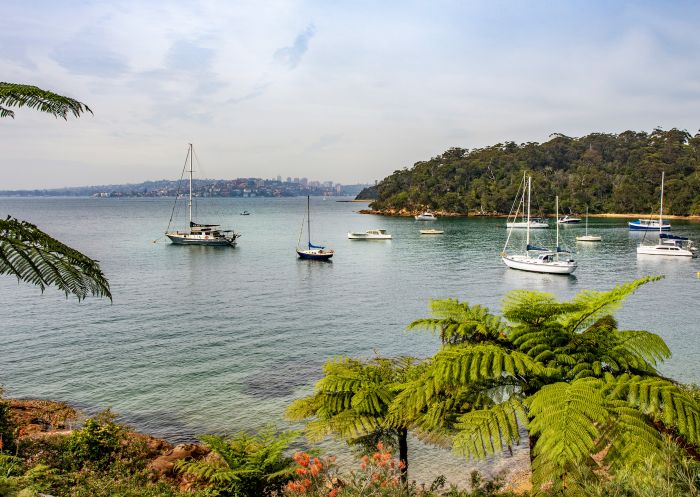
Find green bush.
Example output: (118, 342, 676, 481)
(65, 410, 124, 470)
(0, 389, 16, 453)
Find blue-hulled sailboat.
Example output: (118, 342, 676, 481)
(297, 196, 334, 261)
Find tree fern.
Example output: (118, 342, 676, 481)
(0, 82, 92, 119)
(0, 216, 111, 300)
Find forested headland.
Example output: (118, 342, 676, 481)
(356, 128, 700, 217)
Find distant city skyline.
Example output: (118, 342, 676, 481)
(3, 1, 700, 189)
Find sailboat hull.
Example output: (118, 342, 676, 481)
(636, 245, 694, 257)
(166, 233, 236, 246)
(297, 249, 334, 260)
(502, 255, 577, 274)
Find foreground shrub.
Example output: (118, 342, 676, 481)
(176, 427, 299, 497)
(65, 410, 124, 470)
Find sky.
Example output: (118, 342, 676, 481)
(3, 0, 700, 189)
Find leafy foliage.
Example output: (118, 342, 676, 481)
(0, 82, 92, 120)
(176, 427, 299, 497)
(401, 277, 700, 492)
(65, 410, 124, 470)
(0, 216, 111, 301)
(365, 128, 700, 216)
(0, 389, 16, 453)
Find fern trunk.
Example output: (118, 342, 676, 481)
(398, 428, 408, 484)
(529, 432, 538, 464)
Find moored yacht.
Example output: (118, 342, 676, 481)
(636, 172, 696, 258)
(415, 211, 438, 221)
(502, 178, 576, 274)
(558, 215, 582, 224)
(297, 196, 334, 260)
(165, 144, 239, 246)
(347, 229, 392, 240)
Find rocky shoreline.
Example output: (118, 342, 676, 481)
(359, 208, 700, 220)
(8, 399, 211, 492)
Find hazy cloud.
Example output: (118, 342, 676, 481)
(51, 27, 129, 77)
(273, 24, 316, 69)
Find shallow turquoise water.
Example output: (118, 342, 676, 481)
(1, 197, 699, 482)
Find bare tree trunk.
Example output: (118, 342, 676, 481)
(398, 428, 408, 485)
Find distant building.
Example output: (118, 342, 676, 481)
(301, 177, 308, 186)
(287, 177, 292, 183)
(294, 177, 300, 183)
(277, 175, 282, 182)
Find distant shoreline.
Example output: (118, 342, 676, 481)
(359, 208, 700, 221)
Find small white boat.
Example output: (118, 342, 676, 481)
(415, 211, 437, 221)
(347, 229, 392, 240)
(240, 210, 251, 216)
(636, 172, 696, 258)
(576, 207, 601, 242)
(502, 252, 578, 274)
(558, 215, 582, 224)
(506, 218, 549, 229)
(637, 235, 696, 257)
(420, 229, 444, 235)
(297, 196, 334, 260)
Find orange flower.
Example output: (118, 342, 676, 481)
(399, 460, 406, 470)
(303, 478, 312, 488)
(296, 467, 308, 475)
(376, 441, 385, 451)
(371, 472, 381, 482)
(310, 464, 321, 477)
(329, 488, 339, 497)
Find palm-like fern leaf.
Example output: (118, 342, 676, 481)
(452, 397, 526, 460)
(408, 299, 507, 344)
(528, 379, 609, 488)
(0, 82, 92, 119)
(0, 217, 111, 300)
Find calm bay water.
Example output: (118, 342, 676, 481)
(1, 196, 700, 483)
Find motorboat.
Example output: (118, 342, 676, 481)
(636, 172, 696, 258)
(629, 219, 671, 231)
(347, 229, 392, 240)
(164, 144, 239, 246)
(415, 211, 438, 221)
(637, 234, 696, 257)
(576, 207, 601, 242)
(240, 210, 251, 216)
(502, 178, 576, 274)
(558, 215, 582, 224)
(420, 229, 444, 235)
(297, 196, 334, 260)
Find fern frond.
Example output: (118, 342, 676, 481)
(408, 299, 507, 344)
(558, 277, 662, 333)
(452, 397, 526, 460)
(0, 216, 111, 300)
(0, 82, 92, 119)
(528, 379, 609, 489)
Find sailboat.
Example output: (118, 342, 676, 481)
(637, 172, 696, 257)
(505, 172, 549, 229)
(576, 207, 601, 242)
(297, 196, 334, 260)
(502, 177, 577, 274)
(165, 144, 240, 246)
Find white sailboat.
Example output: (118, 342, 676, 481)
(502, 177, 577, 274)
(165, 144, 240, 246)
(576, 207, 601, 242)
(636, 172, 696, 257)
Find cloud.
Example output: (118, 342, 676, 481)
(305, 133, 343, 153)
(227, 81, 271, 104)
(51, 27, 129, 78)
(166, 39, 215, 73)
(273, 24, 316, 69)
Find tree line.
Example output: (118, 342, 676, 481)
(357, 128, 700, 216)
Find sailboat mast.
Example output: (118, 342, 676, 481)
(659, 170, 664, 236)
(526, 176, 531, 248)
(307, 195, 311, 248)
(555, 195, 560, 250)
(585, 206, 589, 236)
(188, 143, 193, 226)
